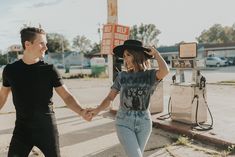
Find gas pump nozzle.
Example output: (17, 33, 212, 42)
(199, 76, 206, 90)
(172, 75, 176, 83)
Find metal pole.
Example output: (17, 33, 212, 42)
(61, 38, 65, 67)
(107, 0, 118, 84)
(107, 0, 118, 111)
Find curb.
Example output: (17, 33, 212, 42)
(152, 119, 234, 149)
(109, 109, 234, 148)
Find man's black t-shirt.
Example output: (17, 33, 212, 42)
(2, 59, 63, 124)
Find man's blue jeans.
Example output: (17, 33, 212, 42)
(115, 108, 152, 157)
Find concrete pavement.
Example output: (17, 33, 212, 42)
(2, 107, 233, 157)
(0, 69, 235, 156)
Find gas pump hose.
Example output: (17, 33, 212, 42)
(157, 96, 172, 120)
(192, 92, 214, 131)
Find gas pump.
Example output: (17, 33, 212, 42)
(169, 43, 213, 130)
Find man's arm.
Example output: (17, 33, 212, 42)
(0, 86, 11, 111)
(54, 85, 91, 121)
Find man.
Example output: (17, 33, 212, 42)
(0, 27, 92, 157)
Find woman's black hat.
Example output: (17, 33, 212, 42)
(113, 39, 152, 58)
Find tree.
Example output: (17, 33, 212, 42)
(196, 24, 235, 44)
(72, 35, 92, 54)
(89, 42, 101, 55)
(47, 33, 70, 53)
(0, 54, 7, 65)
(129, 23, 161, 46)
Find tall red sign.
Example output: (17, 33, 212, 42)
(101, 24, 129, 54)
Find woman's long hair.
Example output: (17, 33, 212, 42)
(125, 49, 151, 72)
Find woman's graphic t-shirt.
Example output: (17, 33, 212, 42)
(111, 69, 159, 111)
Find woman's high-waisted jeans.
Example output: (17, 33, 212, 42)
(115, 108, 152, 157)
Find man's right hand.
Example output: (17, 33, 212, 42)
(80, 109, 93, 121)
(88, 107, 101, 118)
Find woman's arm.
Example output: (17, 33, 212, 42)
(90, 89, 118, 117)
(146, 46, 170, 80)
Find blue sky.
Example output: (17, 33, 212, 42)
(0, 0, 235, 51)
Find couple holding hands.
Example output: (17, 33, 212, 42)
(0, 26, 169, 157)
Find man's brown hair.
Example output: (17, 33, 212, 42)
(20, 27, 46, 49)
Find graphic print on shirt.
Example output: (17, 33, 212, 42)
(123, 86, 149, 110)
(119, 71, 155, 111)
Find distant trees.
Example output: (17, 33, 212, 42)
(72, 35, 92, 54)
(129, 23, 161, 47)
(89, 42, 101, 55)
(47, 33, 70, 53)
(0, 54, 7, 65)
(196, 24, 235, 44)
(44, 23, 235, 55)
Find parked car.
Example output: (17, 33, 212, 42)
(205, 57, 226, 67)
(227, 57, 235, 65)
(219, 57, 229, 66)
(55, 63, 65, 69)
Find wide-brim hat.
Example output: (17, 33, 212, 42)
(113, 39, 152, 58)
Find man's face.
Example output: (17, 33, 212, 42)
(27, 34, 48, 58)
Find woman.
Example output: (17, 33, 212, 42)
(90, 39, 169, 157)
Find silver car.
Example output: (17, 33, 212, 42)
(205, 57, 226, 67)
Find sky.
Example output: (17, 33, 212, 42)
(0, 0, 235, 51)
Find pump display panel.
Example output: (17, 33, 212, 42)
(179, 42, 197, 59)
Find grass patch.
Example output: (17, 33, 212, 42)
(173, 136, 223, 156)
(219, 80, 235, 84)
(228, 145, 235, 155)
(62, 73, 108, 79)
(175, 136, 191, 145)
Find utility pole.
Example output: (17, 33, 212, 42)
(61, 37, 69, 73)
(61, 38, 65, 66)
(98, 23, 103, 57)
(107, 0, 118, 84)
(107, 0, 118, 112)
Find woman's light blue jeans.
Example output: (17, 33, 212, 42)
(115, 108, 152, 157)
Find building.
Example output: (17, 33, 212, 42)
(157, 44, 205, 63)
(157, 43, 235, 64)
(204, 42, 235, 57)
(44, 51, 90, 67)
(7, 44, 23, 63)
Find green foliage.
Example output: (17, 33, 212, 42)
(7, 51, 19, 63)
(72, 35, 92, 54)
(129, 23, 161, 46)
(89, 42, 101, 55)
(196, 23, 235, 44)
(47, 33, 70, 53)
(228, 145, 235, 154)
(0, 54, 8, 65)
(175, 136, 191, 145)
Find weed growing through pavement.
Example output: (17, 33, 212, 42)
(228, 144, 235, 154)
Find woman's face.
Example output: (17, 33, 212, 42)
(123, 50, 134, 71)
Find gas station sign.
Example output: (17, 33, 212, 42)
(101, 24, 129, 54)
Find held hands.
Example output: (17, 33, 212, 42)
(88, 107, 100, 118)
(80, 107, 101, 121)
(80, 109, 93, 121)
